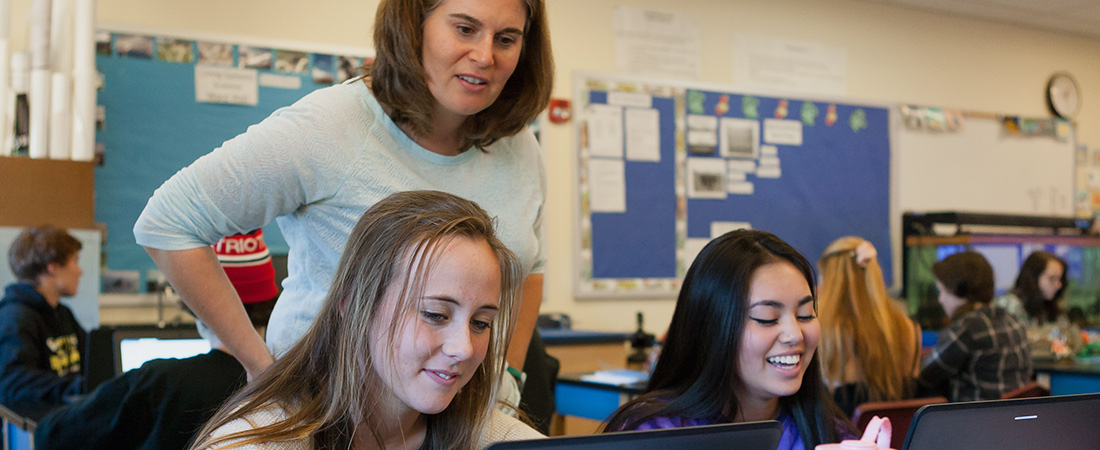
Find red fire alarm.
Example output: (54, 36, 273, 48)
(548, 98, 571, 123)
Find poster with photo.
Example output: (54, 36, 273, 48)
(311, 54, 335, 84)
(95, 31, 112, 55)
(275, 50, 308, 74)
(116, 34, 153, 59)
(686, 157, 727, 199)
(239, 46, 273, 69)
(198, 42, 234, 66)
(719, 117, 759, 159)
(338, 56, 365, 82)
(157, 38, 194, 63)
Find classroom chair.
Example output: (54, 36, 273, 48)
(999, 381, 1050, 399)
(851, 396, 948, 450)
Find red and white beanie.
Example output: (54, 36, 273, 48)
(212, 230, 277, 304)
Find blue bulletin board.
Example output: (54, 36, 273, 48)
(94, 26, 370, 284)
(574, 73, 891, 298)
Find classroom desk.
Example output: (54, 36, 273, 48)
(541, 329, 631, 374)
(541, 329, 633, 436)
(1034, 358, 1100, 395)
(555, 372, 646, 422)
(0, 400, 52, 450)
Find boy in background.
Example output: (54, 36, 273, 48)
(34, 230, 278, 450)
(0, 226, 85, 405)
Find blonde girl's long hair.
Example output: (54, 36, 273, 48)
(817, 237, 917, 403)
(191, 190, 523, 450)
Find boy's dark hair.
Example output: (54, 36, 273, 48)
(8, 226, 82, 283)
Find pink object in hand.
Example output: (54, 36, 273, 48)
(815, 416, 896, 450)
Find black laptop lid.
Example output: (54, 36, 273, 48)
(902, 393, 1100, 450)
(485, 420, 783, 450)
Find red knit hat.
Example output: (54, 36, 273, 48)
(212, 230, 278, 304)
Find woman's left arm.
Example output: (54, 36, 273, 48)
(506, 274, 543, 371)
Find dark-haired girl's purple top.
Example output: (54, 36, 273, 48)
(627, 411, 852, 450)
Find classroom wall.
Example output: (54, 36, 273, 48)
(9, 0, 1100, 335)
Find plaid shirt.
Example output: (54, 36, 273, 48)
(918, 304, 1032, 402)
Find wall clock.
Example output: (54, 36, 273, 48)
(1046, 72, 1081, 119)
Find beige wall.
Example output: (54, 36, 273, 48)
(10, 0, 1100, 334)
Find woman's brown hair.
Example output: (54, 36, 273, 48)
(367, 0, 554, 150)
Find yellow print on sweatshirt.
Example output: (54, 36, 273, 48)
(47, 334, 81, 376)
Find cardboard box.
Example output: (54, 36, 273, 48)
(0, 157, 96, 229)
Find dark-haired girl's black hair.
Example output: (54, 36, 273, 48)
(602, 229, 851, 449)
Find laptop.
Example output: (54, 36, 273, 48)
(485, 420, 782, 450)
(84, 325, 210, 391)
(902, 393, 1100, 449)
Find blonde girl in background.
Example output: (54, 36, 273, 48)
(817, 237, 921, 417)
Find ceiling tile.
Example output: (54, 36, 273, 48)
(856, 0, 1100, 39)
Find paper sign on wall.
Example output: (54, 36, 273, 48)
(195, 66, 258, 106)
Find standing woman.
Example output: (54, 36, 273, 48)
(134, 0, 553, 380)
(603, 230, 853, 450)
(817, 237, 921, 417)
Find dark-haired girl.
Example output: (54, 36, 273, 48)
(603, 229, 853, 450)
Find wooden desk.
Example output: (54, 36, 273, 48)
(540, 329, 631, 435)
(541, 329, 631, 374)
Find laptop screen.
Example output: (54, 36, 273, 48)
(485, 420, 783, 450)
(902, 393, 1100, 450)
(85, 325, 211, 392)
(118, 337, 210, 372)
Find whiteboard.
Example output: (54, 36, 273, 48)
(895, 116, 1075, 217)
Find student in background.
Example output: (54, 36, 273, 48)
(918, 251, 1032, 402)
(133, 0, 554, 390)
(995, 251, 1082, 359)
(33, 230, 279, 450)
(0, 226, 85, 406)
(191, 191, 541, 449)
(603, 229, 853, 450)
(995, 251, 1068, 324)
(817, 237, 921, 417)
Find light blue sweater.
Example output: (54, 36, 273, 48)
(135, 81, 546, 355)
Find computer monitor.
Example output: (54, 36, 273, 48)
(902, 393, 1100, 450)
(484, 420, 783, 450)
(113, 327, 210, 373)
(85, 325, 210, 391)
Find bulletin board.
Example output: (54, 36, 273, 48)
(93, 25, 371, 281)
(574, 73, 892, 298)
